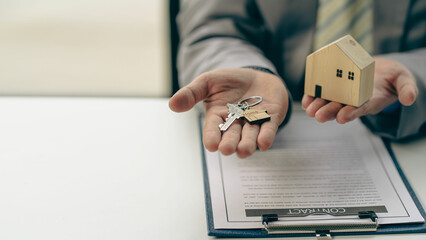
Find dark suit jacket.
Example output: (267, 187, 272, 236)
(177, 0, 426, 140)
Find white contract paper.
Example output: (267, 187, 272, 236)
(203, 110, 424, 229)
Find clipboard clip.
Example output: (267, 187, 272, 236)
(262, 211, 378, 240)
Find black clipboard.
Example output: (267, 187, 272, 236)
(199, 115, 426, 238)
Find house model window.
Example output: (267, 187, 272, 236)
(304, 35, 375, 107)
(348, 71, 355, 80)
(336, 69, 343, 78)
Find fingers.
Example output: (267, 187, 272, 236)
(395, 73, 418, 106)
(305, 97, 350, 123)
(336, 106, 357, 124)
(336, 96, 390, 124)
(305, 98, 327, 117)
(302, 94, 314, 109)
(315, 102, 343, 122)
(203, 108, 225, 152)
(236, 124, 260, 158)
(257, 119, 279, 151)
(335, 95, 395, 124)
(169, 74, 210, 112)
(204, 106, 248, 156)
(213, 119, 275, 157)
(169, 88, 197, 112)
(218, 120, 243, 155)
(219, 119, 278, 157)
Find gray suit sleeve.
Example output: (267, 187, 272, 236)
(361, 48, 426, 140)
(177, 0, 277, 87)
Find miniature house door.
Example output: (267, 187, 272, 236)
(315, 85, 322, 98)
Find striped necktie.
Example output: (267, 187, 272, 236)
(313, 0, 374, 53)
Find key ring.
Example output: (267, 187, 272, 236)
(237, 96, 263, 110)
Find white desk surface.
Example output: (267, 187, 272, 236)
(0, 97, 424, 240)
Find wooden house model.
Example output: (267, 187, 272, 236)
(304, 35, 375, 107)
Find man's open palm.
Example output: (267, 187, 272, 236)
(169, 68, 289, 158)
(302, 57, 418, 123)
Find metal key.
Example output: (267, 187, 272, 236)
(219, 103, 244, 131)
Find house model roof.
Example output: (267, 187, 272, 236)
(316, 35, 374, 69)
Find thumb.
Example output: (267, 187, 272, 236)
(169, 74, 209, 112)
(395, 72, 418, 106)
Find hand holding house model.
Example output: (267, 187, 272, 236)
(304, 35, 375, 107)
